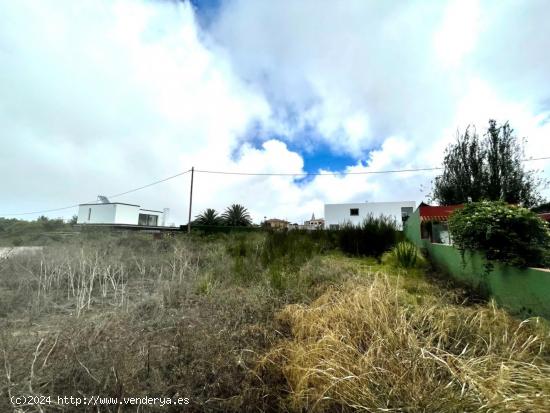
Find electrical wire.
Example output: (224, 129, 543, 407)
(2, 155, 550, 217)
(1, 169, 192, 216)
(195, 166, 443, 176)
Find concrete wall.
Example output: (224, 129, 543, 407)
(325, 201, 416, 230)
(114, 204, 140, 224)
(77, 204, 116, 224)
(404, 209, 550, 319)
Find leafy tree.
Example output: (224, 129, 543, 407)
(194, 208, 222, 226)
(222, 204, 252, 227)
(69, 215, 78, 224)
(432, 120, 544, 207)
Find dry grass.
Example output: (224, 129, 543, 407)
(1, 233, 549, 412)
(259, 273, 550, 412)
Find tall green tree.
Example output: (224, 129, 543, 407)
(222, 204, 252, 227)
(432, 120, 544, 207)
(194, 208, 222, 226)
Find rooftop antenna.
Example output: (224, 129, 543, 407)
(97, 195, 110, 204)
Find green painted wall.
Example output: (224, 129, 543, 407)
(403, 208, 422, 245)
(404, 214, 550, 319)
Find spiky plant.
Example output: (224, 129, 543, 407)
(393, 241, 418, 268)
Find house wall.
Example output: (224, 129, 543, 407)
(77, 204, 116, 224)
(114, 204, 140, 224)
(325, 201, 416, 230)
(404, 210, 550, 319)
(77, 204, 164, 226)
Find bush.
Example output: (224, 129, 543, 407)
(448, 201, 550, 268)
(392, 241, 419, 268)
(337, 214, 398, 259)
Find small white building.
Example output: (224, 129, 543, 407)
(77, 202, 167, 226)
(324, 201, 416, 230)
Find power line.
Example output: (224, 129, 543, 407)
(107, 169, 192, 199)
(195, 156, 550, 176)
(195, 166, 444, 176)
(2, 155, 550, 217)
(1, 169, 192, 216)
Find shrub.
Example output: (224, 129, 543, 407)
(448, 201, 550, 268)
(392, 241, 419, 268)
(337, 214, 398, 259)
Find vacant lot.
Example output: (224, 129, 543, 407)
(1, 231, 549, 412)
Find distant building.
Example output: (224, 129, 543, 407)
(77, 198, 168, 227)
(324, 201, 416, 230)
(303, 213, 325, 230)
(263, 218, 290, 230)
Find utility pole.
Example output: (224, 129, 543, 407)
(187, 166, 194, 234)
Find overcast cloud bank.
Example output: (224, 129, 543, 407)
(1, 0, 549, 223)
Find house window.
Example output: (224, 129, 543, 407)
(350, 208, 359, 216)
(87, 208, 92, 221)
(401, 207, 413, 222)
(432, 222, 451, 244)
(139, 214, 158, 226)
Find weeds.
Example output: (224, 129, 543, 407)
(259, 274, 550, 412)
(1, 231, 548, 412)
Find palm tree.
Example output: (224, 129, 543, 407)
(222, 204, 252, 227)
(194, 208, 222, 226)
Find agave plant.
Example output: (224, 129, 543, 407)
(222, 204, 252, 227)
(392, 241, 418, 268)
(194, 208, 222, 226)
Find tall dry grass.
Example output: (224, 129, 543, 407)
(259, 274, 550, 412)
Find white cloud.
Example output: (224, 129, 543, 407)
(1, 0, 549, 227)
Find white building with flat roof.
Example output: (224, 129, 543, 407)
(324, 201, 416, 230)
(77, 202, 167, 226)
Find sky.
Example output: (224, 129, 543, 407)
(1, 0, 549, 224)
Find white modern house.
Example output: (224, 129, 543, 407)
(324, 201, 416, 230)
(77, 198, 168, 227)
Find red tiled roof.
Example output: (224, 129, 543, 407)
(539, 213, 550, 222)
(419, 204, 464, 222)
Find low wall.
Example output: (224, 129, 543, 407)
(426, 243, 550, 319)
(404, 209, 550, 319)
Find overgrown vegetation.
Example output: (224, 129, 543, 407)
(1, 229, 548, 412)
(337, 214, 399, 259)
(448, 201, 550, 268)
(260, 276, 550, 412)
(0, 216, 75, 246)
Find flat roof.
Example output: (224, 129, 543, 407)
(325, 201, 416, 206)
(79, 202, 140, 207)
(139, 209, 163, 214)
